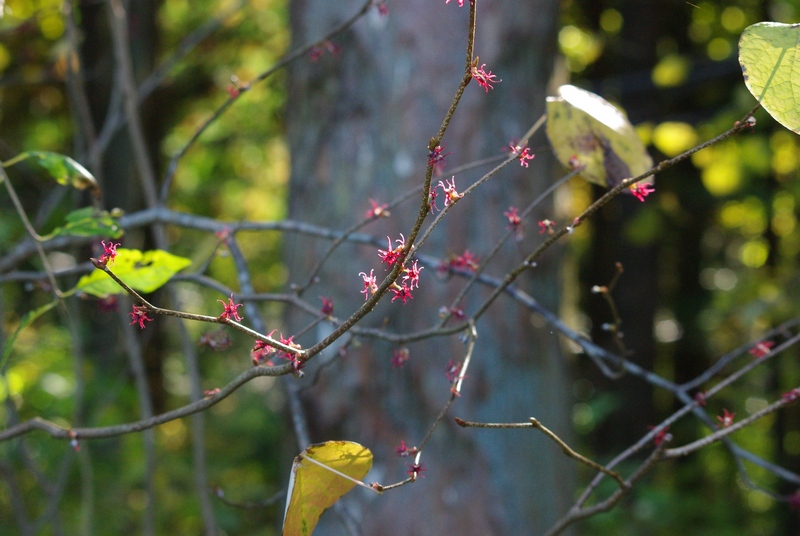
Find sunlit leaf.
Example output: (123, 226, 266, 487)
(546, 85, 653, 187)
(739, 22, 800, 134)
(41, 207, 124, 240)
(283, 441, 373, 536)
(3, 151, 100, 196)
(75, 249, 191, 298)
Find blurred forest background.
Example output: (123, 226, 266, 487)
(1, 0, 800, 534)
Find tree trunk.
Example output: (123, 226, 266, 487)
(285, 1, 572, 533)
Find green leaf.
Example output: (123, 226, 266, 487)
(546, 84, 653, 187)
(739, 22, 800, 134)
(1, 299, 60, 370)
(283, 441, 373, 536)
(41, 207, 124, 240)
(76, 249, 192, 298)
(3, 151, 100, 196)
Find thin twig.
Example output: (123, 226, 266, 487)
(454, 416, 626, 488)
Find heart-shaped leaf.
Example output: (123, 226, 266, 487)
(283, 441, 373, 536)
(739, 22, 800, 134)
(546, 84, 653, 187)
(76, 248, 191, 298)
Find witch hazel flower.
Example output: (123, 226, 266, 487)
(309, 40, 340, 61)
(538, 219, 555, 235)
(438, 250, 480, 274)
(508, 144, 535, 167)
(359, 269, 378, 300)
(439, 176, 463, 206)
(428, 187, 440, 213)
(428, 145, 452, 175)
(407, 462, 426, 480)
(505, 206, 522, 229)
(129, 305, 153, 330)
(390, 283, 414, 304)
(716, 408, 735, 428)
(471, 58, 501, 92)
(402, 259, 423, 289)
(365, 198, 390, 219)
(749, 340, 775, 358)
(98, 241, 119, 266)
(629, 182, 655, 202)
(392, 347, 410, 368)
(378, 234, 406, 267)
(218, 294, 244, 322)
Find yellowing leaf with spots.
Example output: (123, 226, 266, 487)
(546, 85, 653, 187)
(283, 441, 373, 536)
(739, 22, 800, 134)
(76, 249, 191, 298)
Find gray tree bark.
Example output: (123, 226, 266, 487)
(285, 1, 573, 533)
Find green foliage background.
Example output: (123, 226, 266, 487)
(1, 0, 800, 534)
(1, 0, 292, 533)
(561, 1, 800, 533)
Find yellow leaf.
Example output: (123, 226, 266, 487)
(282, 441, 373, 536)
(546, 85, 653, 187)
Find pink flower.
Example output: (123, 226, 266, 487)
(508, 144, 535, 167)
(781, 389, 800, 403)
(439, 306, 466, 321)
(439, 250, 480, 274)
(716, 408, 735, 428)
(378, 235, 406, 267)
(445, 360, 463, 383)
(92, 240, 120, 268)
(365, 198, 389, 219)
(129, 305, 153, 330)
(392, 347, 410, 368)
(394, 441, 412, 458)
(218, 294, 244, 322)
(428, 145, 452, 170)
(359, 269, 378, 300)
(648, 425, 670, 446)
(630, 183, 655, 202)
(428, 187, 440, 213)
(309, 40, 340, 61)
(538, 219, 555, 235)
(438, 176, 463, 206)
(320, 296, 334, 316)
(251, 330, 278, 366)
(749, 340, 775, 359)
(445, 0, 465, 6)
(402, 260, 423, 289)
(504, 206, 522, 231)
(199, 329, 232, 351)
(471, 62, 501, 92)
(390, 283, 413, 304)
(407, 462, 426, 479)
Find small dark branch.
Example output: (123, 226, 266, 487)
(90, 261, 302, 359)
(0, 365, 286, 442)
(665, 395, 795, 459)
(544, 442, 667, 536)
(455, 416, 625, 488)
(212, 487, 285, 510)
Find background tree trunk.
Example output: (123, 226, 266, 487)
(285, 1, 573, 533)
